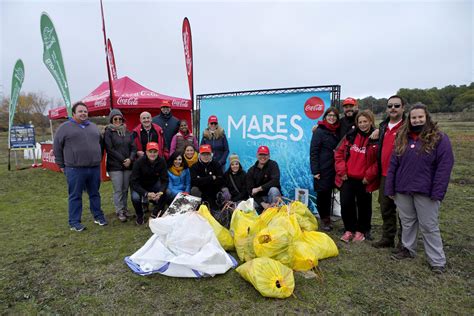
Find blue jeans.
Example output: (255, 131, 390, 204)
(65, 166, 104, 226)
(254, 187, 282, 214)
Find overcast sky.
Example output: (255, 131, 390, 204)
(1, 0, 472, 109)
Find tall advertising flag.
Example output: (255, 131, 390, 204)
(182, 17, 194, 103)
(40, 12, 72, 117)
(9, 59, 25, 148)
(107, 38, 118, 80)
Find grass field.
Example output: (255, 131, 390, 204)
(0, 120, 473, 314)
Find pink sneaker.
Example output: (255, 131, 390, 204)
(353, 231, 365, 241)
(340, 231, 353, 243)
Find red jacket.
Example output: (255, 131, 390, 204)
(132, 123, 169, 159)
(334, 131, 379, 192)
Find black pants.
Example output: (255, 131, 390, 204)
(378, 176, 402, 243)
(131, 181, 166, 218)
(340, 178, 372, 233)
(316, 190, 332, 221)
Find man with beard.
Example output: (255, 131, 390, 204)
(372, 95, 405, 249)
(152, 105, 180, 152)
(339, 97, 359, 138)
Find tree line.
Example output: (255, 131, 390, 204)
(1, 83, 473, 133)
(356, 83, 474, 114)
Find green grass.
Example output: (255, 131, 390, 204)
(0, 121, 473, 314)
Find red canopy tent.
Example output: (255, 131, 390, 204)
(48, 76, 193, 130)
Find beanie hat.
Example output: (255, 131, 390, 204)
(229, 153, 240, 164)
(108, 109, 124, 123)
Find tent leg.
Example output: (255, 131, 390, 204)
(8, 149, 11, 171)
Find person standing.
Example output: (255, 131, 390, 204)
(152, 105, 180, 152)
(190, 144, 225, 210)
(133, 111, 168, 159)
(339, 97, 359, 138)
(53, 102, 107, 231)
(169, 119, 198, 155)
(200, 115, 229, 169)
(386, 104, 454, 274)
(246, 146, 282, 214)
(310, 107, 341, 231)
(130, 142, 169, 224)
(166, 152, 191, 202)
(372, 95, 405, 248)
(335, 110, 379, 242)
(103, 109, 137, 222)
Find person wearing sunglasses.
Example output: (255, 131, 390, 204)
(200, 115, 229, 170)
(372, 95, 406, 249)
(339, 97, 359, 138)
(104, 109, 137, 222)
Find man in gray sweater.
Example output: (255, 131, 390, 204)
(53, 102, 107, 231)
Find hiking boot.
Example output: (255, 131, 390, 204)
(431, 266, 446, 274)
(372, 239, 395, 249)
(94, 218, 108, 226)
(321, 218, 332, 232)
(352, 231, 365, 242)
(117, 211, 127, 222)
(391, 247, 414, 260)
(136, 216, 145, 225)
(70, 223, 86, 232)
(123, 209, 132, 218)
(364, 230, 373, 241)
(340, 231, 353, 243)
(391, 242, 404, 254)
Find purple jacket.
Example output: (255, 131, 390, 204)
(385, 132, 454, 201)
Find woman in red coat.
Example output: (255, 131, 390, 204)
(335, 110, 379, 243)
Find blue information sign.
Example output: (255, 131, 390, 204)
(10, 125, 36, 149)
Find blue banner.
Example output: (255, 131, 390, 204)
(199, 91, 331, 212)
(10, 125, 36, 149)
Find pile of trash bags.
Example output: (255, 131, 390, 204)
(204, 198, 339, 299)
(125, 196, 338, 299)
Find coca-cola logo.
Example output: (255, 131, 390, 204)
(94, 99, 107, 108)
(183, 29, 192, 76)
(42, 149, 55, 163)
(172, 99, 189, 108)
(117, 97, 138, 106)
(304, 97, 325, 120)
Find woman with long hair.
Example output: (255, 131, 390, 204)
(222, 154, 248, 203)
(310, 107, 341, 231)
(335, 110, 379, 242)
(104, 109, 137, 222)
(165, 151, 191, 203)
(386, 103, 454, 273)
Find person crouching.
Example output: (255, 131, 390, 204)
(130, 142, 169, 225)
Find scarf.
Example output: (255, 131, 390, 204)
(169, 165, 184, 176)
(184, 152, 198, 168)
(318, 120, 340, 133)
(107, 123, 126, 136)
(179, 129, 190, 137)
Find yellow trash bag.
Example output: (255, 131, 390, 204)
(291, 240, 318, 271)
(258, 206, 281, 226)
(197, 205, 234, 251)
(230, 209, 265, 262)
(236, 257, 295, 299)
(253, 226, 291, 258)
(285, 201, 318, 232)
(268, 213, 302, 240)
(301, 231, 339, 260)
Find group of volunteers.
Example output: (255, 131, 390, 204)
(53, 102, 282, 227)
(53, 93, 454, 274)
(310, 96, 454, 273)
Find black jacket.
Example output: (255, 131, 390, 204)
(310, 124, 340, 191)
(130, 155, 168, 196)
(246, 159, 281, 196)
(190, 159, 224, 203)
(104, 127, 137, 172)
(339, 115, 356, 139)
(224, 167, 249, 202)
(152, 113, 180, 150)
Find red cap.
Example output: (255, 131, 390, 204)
(199, 144, 212, 154)
(146, 142, 159, 151)
(342, 97, 357, 106)
(257, 145, 270, 155)
(208, 115, 218, 124)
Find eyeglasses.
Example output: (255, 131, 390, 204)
(387, 104, 402, 109)
(210, 122, 217, 125)
(113, 117, 123, 121)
